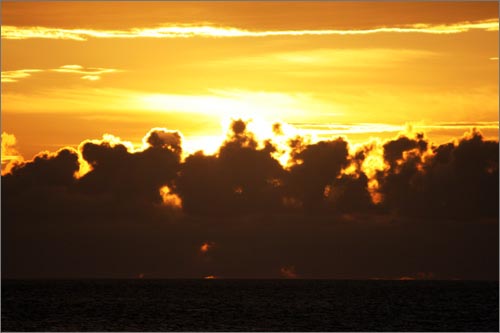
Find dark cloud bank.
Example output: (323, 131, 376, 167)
(2, 121, 498, 280)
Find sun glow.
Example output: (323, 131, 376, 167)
(138, 90, 317, 123)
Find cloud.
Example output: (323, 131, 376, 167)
(51, 64, 120, 81)
(398, 272, 435, 280)
(80, 75, 100, 81)
(144, 128, 183, 155)
(78, 129, 182, 204)
(1, 132, 24, 174)
(382, 133, 427, 167)
(1, 69, 43, 82)
(399, 276, 416, 281)
(59, 64, 83, 70)
(280, 265, 298, 279)
(376, 129, 499, 218)
(291, 122, 500, 137)
(2, 121, 498, 280)
(287, 137, 351, 212)
(175, 120, 286, 216)
(208, 49, 438, 74)
(4, 148, 79, 188)
(2, 19, 497, 40)
(1, 64, 120, 83)
(159, 185, 182, 208)
(200, 241, 215, 253)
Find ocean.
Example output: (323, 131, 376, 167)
(1, 279, 498, 331)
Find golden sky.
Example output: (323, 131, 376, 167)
(1, 1, 498, 161)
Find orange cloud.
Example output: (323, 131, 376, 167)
(399, 272, 435, 280)
(159, 185, 182, 208)
(280, 265, 298, 279)
(399, 276, 416, 281)
(200, 241, 215, 253)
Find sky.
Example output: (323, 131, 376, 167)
(2, 2, 498, 159)
(1, 2, 499, 280)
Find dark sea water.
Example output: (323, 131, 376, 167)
(1, 279, 498, 332)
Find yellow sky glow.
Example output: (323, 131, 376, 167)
(1, 2, 498, 165)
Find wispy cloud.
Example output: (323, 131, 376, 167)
(2, 65, 120, 83)
(1, 69, 43, 82)
(51, 64, 120, 80)
(291, 123, 405, 135)
(2, 19, 497, 41)
(204, 48, 437, 74)
(290, 121, 499, 137)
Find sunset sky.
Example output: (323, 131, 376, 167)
(2, 2, 498, 161)
(1, 2, 498, 280)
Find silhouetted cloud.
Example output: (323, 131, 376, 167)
(377, 130, 498, 219)
(1, 122, 498, 280)
(145, 128, 183, 154)
(326, 173, 374, 214)
(78, 129, 182, 204)
(287, 138, 350, 212)
(382, 132, 427, 167)
(3, 148, 79, 193)
(176, 120, 286, 216)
